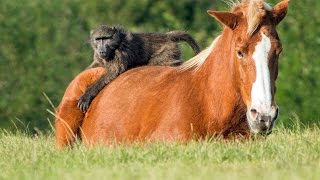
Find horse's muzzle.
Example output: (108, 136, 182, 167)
(247, 106, 279, 135)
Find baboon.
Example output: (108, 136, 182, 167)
(77, 25, 200, 112)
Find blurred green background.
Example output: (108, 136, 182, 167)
(0, 0, 319, 132)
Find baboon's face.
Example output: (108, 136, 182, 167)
(91, 26, 122, 60)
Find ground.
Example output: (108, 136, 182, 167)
(0, 124, 319, 180)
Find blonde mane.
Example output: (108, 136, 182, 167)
(231, 0, 272, 35)
(179, 35, 221, 71)
(247, 0, 266, 35)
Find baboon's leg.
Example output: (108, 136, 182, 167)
(148, 43, 182, 66)
(148, 58, 182, 66)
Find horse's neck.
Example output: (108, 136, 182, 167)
(193, 31, 245, 131)
(198, 31, 238, 100)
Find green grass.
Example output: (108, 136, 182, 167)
(1, 126, 320, 180)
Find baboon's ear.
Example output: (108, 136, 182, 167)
(207, 10, 238, 30)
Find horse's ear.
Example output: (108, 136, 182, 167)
(207, 10, 237, 30)
(272, 0, 290, 25)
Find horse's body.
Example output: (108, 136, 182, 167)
(55, 0, 289, 147)
(81, 65, 249, 144)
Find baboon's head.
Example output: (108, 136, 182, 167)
(90, 25, 123, 60)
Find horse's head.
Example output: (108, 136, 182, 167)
(208, 0, 289, 134)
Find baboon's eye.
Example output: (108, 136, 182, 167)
(95, 36, 112, 41)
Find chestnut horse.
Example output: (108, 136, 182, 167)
(55, 0, 289, 147)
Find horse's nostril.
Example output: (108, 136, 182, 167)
(260, 115, 271, 123)
(273, 107, 279, 120)
(250, 108, 258, 120)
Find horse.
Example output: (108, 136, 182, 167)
(55, 0, 289, 147)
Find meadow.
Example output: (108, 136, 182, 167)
(1, 124, 320, 180)
(0, 0, 319, 179)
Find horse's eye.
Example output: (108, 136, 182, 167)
(236, 50, 245, 59)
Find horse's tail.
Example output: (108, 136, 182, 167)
(55, 67, 107, 149)
(166, 31, 201, 55)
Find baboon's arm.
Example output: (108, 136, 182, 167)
(77, 65, 126, 112)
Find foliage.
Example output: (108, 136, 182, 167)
(273, 0, 320, 124)
(0, 0, 319, 131)
(1, 126, 320, 179)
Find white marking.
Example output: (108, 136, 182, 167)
(251, 33, 272, 114)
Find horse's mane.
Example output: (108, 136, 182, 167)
(179, 0, 273, 71)
(179, 35, 221, 71)
(231, 0, 272, 35)
(222, 0, 272, 35)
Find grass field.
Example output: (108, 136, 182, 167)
(1, 125, 320, 180)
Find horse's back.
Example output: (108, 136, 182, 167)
(81, 66, 195, 145)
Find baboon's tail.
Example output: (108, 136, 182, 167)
(166, 31, 201, 55)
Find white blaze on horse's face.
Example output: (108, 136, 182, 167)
(247, 33, 279, 134)
(251, 33, 272, 109)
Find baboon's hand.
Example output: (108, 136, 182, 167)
(77, 93, 93, 112)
